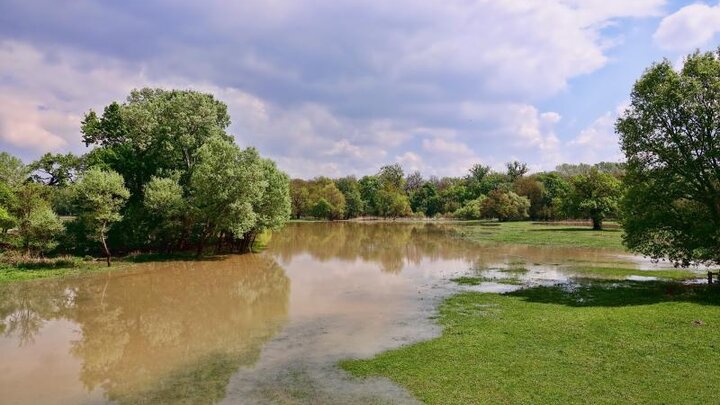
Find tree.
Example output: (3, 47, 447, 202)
(562, 169, 621, 230)
(616, 50, 720, 265)
(454, 196, 486, 220)
(74, 169, 130, 265)
(0, 152, 28, 186)
(189, 138, 264, 254)
(143, 176, 186, 251)
(535, 172, 571, 220)
(410, 182, 442, 217)
(311, 198, 334, 220)
(482, 190, 530, 221)
(12, 183, 63, 256)
(249, 159, 291, 241)
(513, 177, 545, 220)
(336, 176, 364, 218)
(290, 179, 311, 219)
(376, 189, 412, 218)
(29, 152, 83, 187)
(506, 160, 528, 181)
(404, 171, 424, 195)
(378, 164, 405, 191)
(359, 175, 381, 216)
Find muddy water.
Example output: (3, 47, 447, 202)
(0, 222, 683, 404)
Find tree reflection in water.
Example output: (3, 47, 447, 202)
(0, 254, 290, 404)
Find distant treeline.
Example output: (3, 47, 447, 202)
(0, 89, 292, 264)
(290, 161, 625, 230)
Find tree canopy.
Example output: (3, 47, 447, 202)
(617, 50, 720, 265)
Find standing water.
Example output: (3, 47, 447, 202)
(0, 222, 680, 404)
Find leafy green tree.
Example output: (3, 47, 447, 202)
(251, 159, 291, 235)
(481, 189, 530, 221)
(0, 206, 15, 235)
(562, 169, 621, 230)
(12, 183, 63, 256)
(336, 176, 364, 218)
(143, 176, 187, 251)
(378, 164, 405, 191)
(189, 138, 264, 254)
(512, 177, 545, 220)
(290, 179, 311, 219)
(465, 163, 490, 198)
(359, 175, 381, 216)
(311, 198, 334, 220)
(410, 182, 442, 217)
(454, 196, 486, 220)
(74, 169, 130, 265)
(29, 152, 83, 186)
(0, 152, 28, 187)
(376, 189, 412, 218)
(617, 50, 720, 265)
(535, 172, 571, 220)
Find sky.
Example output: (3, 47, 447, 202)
(1, 0, 719, 178)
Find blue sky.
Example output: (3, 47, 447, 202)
(1, 0, 719, 178)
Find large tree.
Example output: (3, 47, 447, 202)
(617, 50, 720, 266)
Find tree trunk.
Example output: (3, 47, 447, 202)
(592, 217, 602, 231)
(100, 222, 112, 267)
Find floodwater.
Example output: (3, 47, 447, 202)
(0, 222, 696, 404)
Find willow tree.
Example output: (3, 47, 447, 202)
(617, 50, 720, 266)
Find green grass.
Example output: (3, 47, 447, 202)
(563, 266, 703, 281)
(451, 276, 522, 286)
(0, 260, 121, 283)
(342, 281, 720, 404)
(455, 221, 624, 250)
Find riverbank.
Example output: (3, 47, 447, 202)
(342, 280, 720, 404)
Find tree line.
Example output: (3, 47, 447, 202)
(0, 89, 292, 265)
(290, 161, 624, 230)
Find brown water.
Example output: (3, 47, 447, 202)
(0, 222, 685, 404)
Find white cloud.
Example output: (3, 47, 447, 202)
(0, 0, 667, 176)
(654, 2, 720, 51)
(565, 102, 627, 163)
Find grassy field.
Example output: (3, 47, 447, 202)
(454, 221, 624, 250)
(342, 281, 720, 404)
(0, 260, 126, 283)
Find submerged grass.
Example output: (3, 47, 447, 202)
(455, 221, 624, 250)
(342, 281, 720, 404)
(451, 276, 522, 286)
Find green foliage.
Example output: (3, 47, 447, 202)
(453, 196, 485, 220)
(74, 169, 130, 264)
(375, 189, 412, 218)
(562, 169, 622, 230)
(617, 50, 720, 266)
(335, 176, 364, 218)
(0, 152, 28, 186)
(311, 198, 334, 220)
(11, 183, 63, 256)
(410, 182, 442, 217)
(29, 152, 83, 186)
(481, 189, 530, 221)
(505, 160, 528, 181)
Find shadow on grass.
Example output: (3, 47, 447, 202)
(508, 280, 720, 307)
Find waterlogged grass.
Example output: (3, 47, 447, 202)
(451, 276, 522, 286)
(0, 260, 122, 283)
(342, 281, 720, 404)
(455, 221, 624, 250)
(564, 266, 703, 281)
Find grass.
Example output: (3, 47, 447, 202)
(455, 221, 624, 250)
(451, 276, 523, 286)
(342, 281, 720, 404)
(563, 266, 703, 281)
(0, 260, 121, 283)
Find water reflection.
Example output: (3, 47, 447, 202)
(0, 255, 289, 404)
(0, 222, 680, 404)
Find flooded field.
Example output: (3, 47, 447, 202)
(0, 222, 698, 404)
